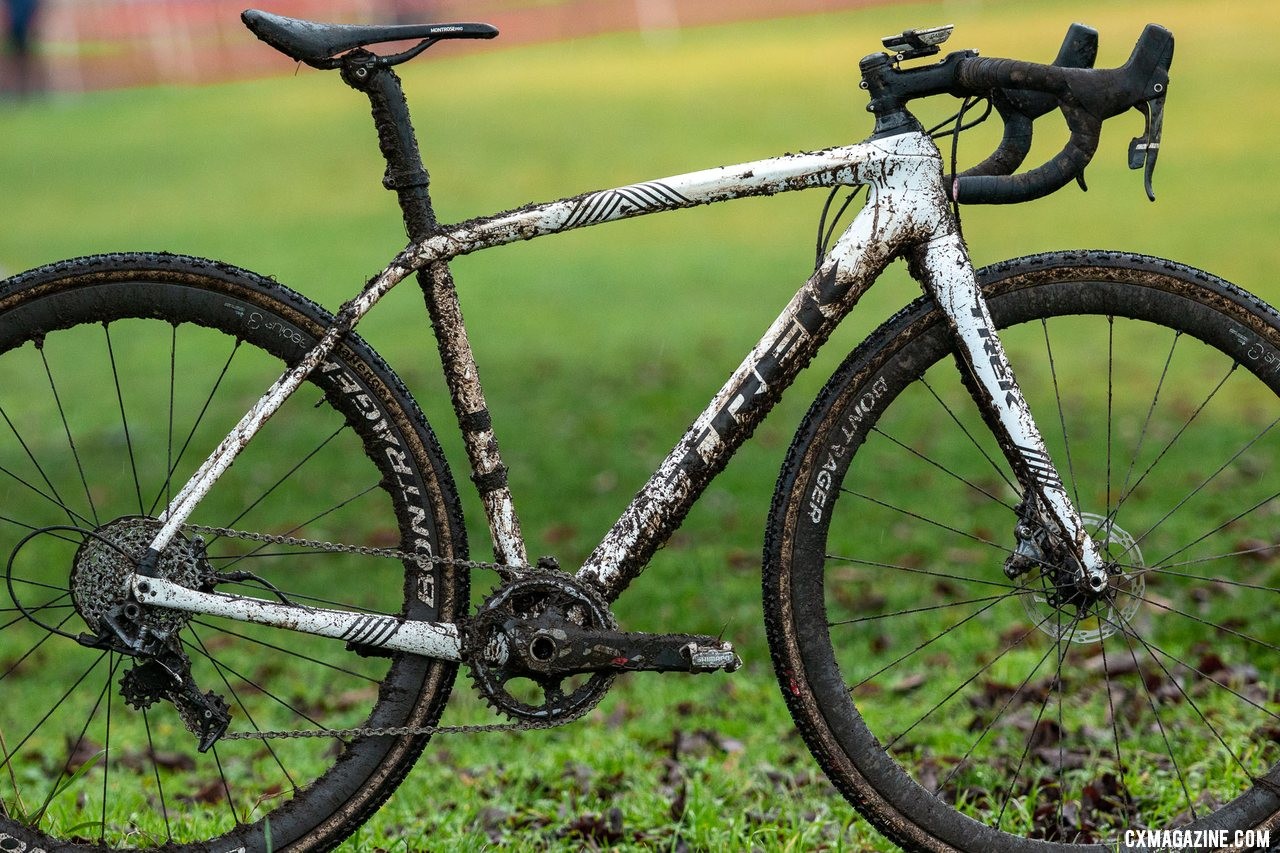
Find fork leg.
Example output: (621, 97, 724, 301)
(916, 232, 1108, 589)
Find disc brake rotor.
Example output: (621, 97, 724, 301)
(1019, 512, 1144, 643)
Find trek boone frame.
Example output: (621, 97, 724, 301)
(137, 129, 1113, 659)
(123, 16, 1155, 660)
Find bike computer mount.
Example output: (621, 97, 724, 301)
(881, 24, 954, 61)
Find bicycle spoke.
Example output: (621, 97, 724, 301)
(0, 651, 107, 777)
(213, 424, 349, 535)
(936, 627, 1060, 794)
(1147, 541, 1280, 571)
(210, 582, 392, 617)
(1115, 330, 1180, 512)
(149, 338, 242, 516)
(191, 630, 297, 793)
(869, 427, 1017, 511)
(29, 652, 113, 830)
(1096, 626, 1133, 825)
(166, 324, 176, 513)
(1115, 587, 1280, 656)
(1114, 613, 1196, 821)
(38, 344, 99, 527)
(995, 612, 1077, 830)
(191, 619, 379, 683)
(1120, 413, 1280, 563)
(829, 593, 1007, 627)
(1040, 318, 1082, 510)
(1105, 316, 1114, 523)
(1, 593, 72, 630)
(1107, 360, 1237, 532)
(0, 610, 76, 683)
(1108, 613, 1256, 783)
(0, 513, 82, 544)
(215, 483, 383, 572)
(100, 653, 119, 844)
(142, 709, 173, 844)
(849, 593, 1014, 691)
(0, 405, 91, 528)
(1137, 564, 1280, 593)
(1149, 488, 1280, 570)
(180, 638, 330, 731)
(840, 487, 1012, 556)
(825, 553, 1021, 592)
(886, 610, 1048, 750)
(210, 746, 240, 828)
(1053, 606, 1065, 836)
(1109, 621, 1280, 723)
(103, 324, 145, 516)
(920, 375, 1017, 494)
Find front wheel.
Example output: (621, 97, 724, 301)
(765, 251, 1280, 851)
(0, 253, 468, 851)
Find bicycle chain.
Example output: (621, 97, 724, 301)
(184, 523, 587, 741)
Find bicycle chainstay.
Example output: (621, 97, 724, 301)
(183, 523, 583, 740)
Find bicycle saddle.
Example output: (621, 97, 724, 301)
(241, 9, 498, 68)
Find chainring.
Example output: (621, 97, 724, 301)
(465, 572, 617, 724)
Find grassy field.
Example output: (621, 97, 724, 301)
(2, 0, 1279, 850)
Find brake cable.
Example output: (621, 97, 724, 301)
(814, 95, 992, 268)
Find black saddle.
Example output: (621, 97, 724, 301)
(242, 9, 498, 69)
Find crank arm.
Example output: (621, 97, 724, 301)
(501, 621, 742, 676)
(132, 576, 462, 660)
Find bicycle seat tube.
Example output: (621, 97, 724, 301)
(341, 49, 529, 567)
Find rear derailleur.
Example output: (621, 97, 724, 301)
(78, 601, 232, 752)
(464, 562, 741, 724)
(69, 520, 235, 751)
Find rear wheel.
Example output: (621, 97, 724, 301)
(0, 253, 468, 851)
(766, 252, 1280, 850)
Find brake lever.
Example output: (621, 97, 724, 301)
(1128, 95, 1165, 201)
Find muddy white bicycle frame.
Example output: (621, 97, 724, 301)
(132, 128, 1105, 660)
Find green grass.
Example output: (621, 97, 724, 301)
(2, 0, 1280, 849)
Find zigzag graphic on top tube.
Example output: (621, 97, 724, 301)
(563, 181, 693, 227)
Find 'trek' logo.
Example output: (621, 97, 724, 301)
(971, 304, 1019, 408)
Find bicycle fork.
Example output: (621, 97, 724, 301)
(918, 231, 1110, 593)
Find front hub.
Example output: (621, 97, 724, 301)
(1019, 512, 1145, 643)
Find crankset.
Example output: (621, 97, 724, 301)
(465, 570, 741, 723)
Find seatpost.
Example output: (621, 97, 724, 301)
(339, 50, 436, 238)
(340, 50, 530, 568)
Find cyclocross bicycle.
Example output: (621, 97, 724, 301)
(2, 9, 1278, 852)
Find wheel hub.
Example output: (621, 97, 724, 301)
(1019, 512, 1144, 643)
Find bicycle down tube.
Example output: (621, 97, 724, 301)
(133, 129, 1099, 654)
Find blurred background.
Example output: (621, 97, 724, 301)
(3, 0, 869, 92)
